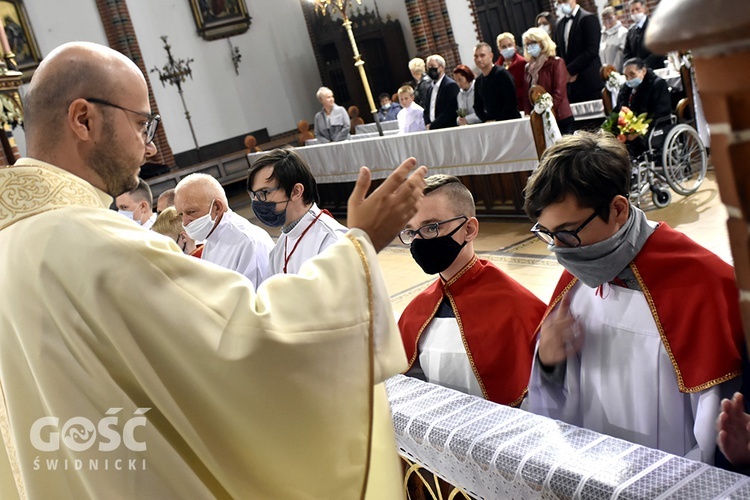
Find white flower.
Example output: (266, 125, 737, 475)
(606, 71, 625, 93)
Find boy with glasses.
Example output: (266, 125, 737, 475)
(524, 131, 743, 463)
(398, 174, 545, 406)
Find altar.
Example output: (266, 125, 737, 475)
(247, 118, 540, 216)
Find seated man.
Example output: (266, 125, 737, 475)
(174, 173, 274, 288)
(115, 178, 157, 229)
(524, 131, 743, 463)
(396, 85, 426, 134)
(248, 148, 348, 275)
(398, 175, 546, 406)
(473, 42, 521, 122)
(377, 92, 402, 122)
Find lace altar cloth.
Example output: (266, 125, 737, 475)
(386, 375, 750, 499)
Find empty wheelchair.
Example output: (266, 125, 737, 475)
(629, 115, 708, 208)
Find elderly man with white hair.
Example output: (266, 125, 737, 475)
(423, 54, 460, 130)
(174, 173, 273, 287)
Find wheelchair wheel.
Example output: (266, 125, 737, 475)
(652, 188, 671, 208)
(661, 124, 707, 196)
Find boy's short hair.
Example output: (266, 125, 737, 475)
(523, 131, 630, 221)
(424, 175, 476, 218)
(398, 85, 414, 96)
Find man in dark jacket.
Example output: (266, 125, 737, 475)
(555, 0, 603, 103)
(423, 54, 460, 130)
(472, 42, 520, 122)
(623, 0, 665, 70)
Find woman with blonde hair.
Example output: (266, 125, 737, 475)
(151, 206, 203, 258)
(408, 57, 433, 108)
(522, 26, 574, 134)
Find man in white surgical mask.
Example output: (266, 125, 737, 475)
(622, 0, 665, 69)
(174, 173, 274, 288)
(116, 178, 156, 229)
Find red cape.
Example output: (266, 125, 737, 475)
(398, 256, 546, 406)
(543, 223, 743, 392)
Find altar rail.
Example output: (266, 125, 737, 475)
(386, 375, 750, 500)
(249, 119, 539, 216)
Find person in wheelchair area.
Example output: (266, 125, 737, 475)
(616, 57, 672, 157)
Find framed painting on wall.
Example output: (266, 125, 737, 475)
(0, 0, 41, 80)
(189, 0, 252, 40)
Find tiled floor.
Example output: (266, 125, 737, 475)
(235, 170, 729, 314)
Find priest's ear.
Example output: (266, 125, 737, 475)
(464, 216, 480, 243)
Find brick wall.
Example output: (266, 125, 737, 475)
(404, 0, 461, 70)
(95, 0, 175, 168)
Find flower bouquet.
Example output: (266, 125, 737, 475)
(601, 106, 651, 143)
(456, 108, 467, 118)
(532, 92, 561, 147)
(605, 71, 625, 94)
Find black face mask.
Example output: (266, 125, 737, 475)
(427, 67, 440, 81)
(410, 220, 467, 275)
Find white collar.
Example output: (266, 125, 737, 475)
(636, 15, 647, 29)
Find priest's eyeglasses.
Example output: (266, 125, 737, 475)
(530, 210, 599, 248)
(248, 186, 282, 202)
(85, 98, 161, 144)
(399, 216, 468, 245)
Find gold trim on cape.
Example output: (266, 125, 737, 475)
(346, 234, 376, 500)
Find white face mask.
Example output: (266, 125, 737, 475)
(119, 209, 135, 221)
(560, 3, 573, 16)
(540, 24, 551, 34)
(631, 12, 645, 23)
(184, 199, 217, 242)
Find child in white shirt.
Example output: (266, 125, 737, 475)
(397, 85, 427, 134)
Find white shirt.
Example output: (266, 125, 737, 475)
(600, 22, 628, 70)
(141, 212, 157, 230)
(563, 5, 581, 53)
(408, 315, 483, 398)
(269, 204, 348, 276)
(397, 103, 426, 134)
(528, 281, 738, 463)
(429, 74, 444, 122)
(202, 209, 274, 288)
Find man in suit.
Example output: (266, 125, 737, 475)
(423, 54, 460, 130)
(623, 0, 665, 70)
(555, 0, 603, 103)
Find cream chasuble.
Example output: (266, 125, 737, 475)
(0, 159, 406, 499)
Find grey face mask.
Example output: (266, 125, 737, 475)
(550, 206, 654, 288)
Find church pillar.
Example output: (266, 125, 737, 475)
(95, 0, 176, 168)
(647, 1, 750, 349)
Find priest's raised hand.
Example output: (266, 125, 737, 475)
(347, 157, 428, 252)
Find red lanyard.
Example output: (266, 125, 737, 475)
(283, 210, 331, 274)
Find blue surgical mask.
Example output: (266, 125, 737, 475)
(500, 47, 516, 60)
(527, 43, 542, 58)
(560, 3, 573, 15)
(626, 77, 642, 88)
(252, 199, 289, 227)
